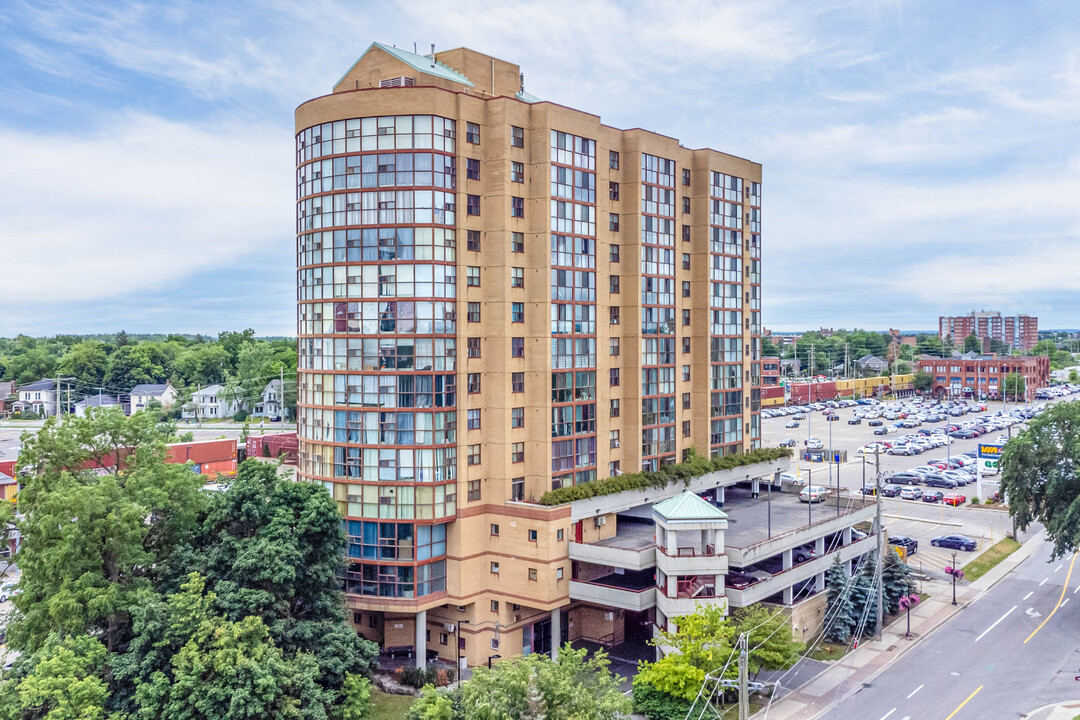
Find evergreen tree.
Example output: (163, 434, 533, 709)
(850, 555, 878, 638)
(823, 557, 856, 645)
(881, 552, 914, 615)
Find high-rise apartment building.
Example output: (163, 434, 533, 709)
(939, 311, 1038, 352)
(295, 43, 800, 668)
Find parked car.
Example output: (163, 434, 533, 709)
(932, 534, 977, 551)
(889, 472, 922, 486)
(868, 419, 884, 426)
(874, 427, 889, 436)
(786, 420, 800, 428)
(780, 438, 798, 447)
(888, 445, 916, 456)
(942, 493, 967, 506)
(922, 490, 944, 503)
(827, 414, 840, 421)
(0, 583, 18, 604)
(793, 543, 816, 563)
(725, 571, 760, 589)
(860, 485, 878, 496)
(900, 486, 924, 501)
(923, 475, 958, 489)
(799, 486, 831, 503)
(888, 535, 919, 555)
(880, 484, 903, 497)
(848, 417, 862, 425)
(850, 528, 868, 541)
(806, 438, 823, 449)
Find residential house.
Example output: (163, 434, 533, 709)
(856, 354, 889, 374)
(74, 394, 122, 417)
(181, 384, 239, 420)
(12, 379, 58, 417)
(251, 379, 283, 419)
(0, 382, 14, 416)
(129, 383, 178, 414)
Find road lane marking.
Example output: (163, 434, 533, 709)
(1025, 552, 1079, 644)
(1074, 585, 1080, 595)
(906, 684, 923, 698)
(1023, 591, 1034, 600)
(879, 708, 896, 720)
(944, 685, 984, 720)
(975, 605, 1016, 642)
(1063, 598, 1070, 607)
(1039, 577, 1049, 586)
(1055, 564, 1063, 573)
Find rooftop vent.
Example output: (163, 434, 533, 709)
(379, 76, 415, 88)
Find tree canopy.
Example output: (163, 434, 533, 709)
(1000, 401, 1080, 559)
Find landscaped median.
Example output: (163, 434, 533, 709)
(538, 447, 793, 506)
(962, 536, 1022, 582)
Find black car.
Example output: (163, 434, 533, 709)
(922, 490, 944, 503)
(873, 427, 889, 435)
(826, 414, 840, 421)
(860, 486, 878, 496)
(880, 484, 903, 497)
(923, 475, 958, 489)
(889, 472, 922, 486)
(868, 419, 884, 426)
(932, 534, 977, 551)
(725, 571, 760, 589)
(848, 417, 862, 425)
(888, 535, 919, 555)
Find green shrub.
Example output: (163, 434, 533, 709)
(399, 664, 441, 688)
(233, 409, 249, 422)
(633, 678, 712, 720)
(537, 447, 792, 506)
(970, 497, 980, 505)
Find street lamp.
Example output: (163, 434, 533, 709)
(899, 593, 921, 638)
(456, 619, 470, 678)
(945, 552, 964, 606)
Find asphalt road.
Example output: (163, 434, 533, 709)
(820, 539, 1080, 720)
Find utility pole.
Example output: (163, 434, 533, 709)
(737, 634, 749, 720)
(195, 384, 202, 429)
(279, 365, 285, 432)
(874, 448, 883, 641)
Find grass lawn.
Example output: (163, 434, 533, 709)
(963, 537, 1021, 582)
(807, 642, 848, 662)
(372, 689, 415, 720)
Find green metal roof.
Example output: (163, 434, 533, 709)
(516, 89, 542, 103)
(337, 42, 475, 89)
(652, 491, 728, 521)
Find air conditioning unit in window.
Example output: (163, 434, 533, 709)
(444, 623, 456, 633)
(612, 441, 619, 448)
(594, 516, 606, 528)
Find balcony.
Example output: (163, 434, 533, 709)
(656, 546, 729, 576)
(569, 569, 657, 612)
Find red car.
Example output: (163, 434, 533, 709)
(942, 493, 967, 507)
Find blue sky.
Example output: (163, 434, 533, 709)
(3, 0, 1080, 336)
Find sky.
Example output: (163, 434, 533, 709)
(2, 0, 1080, 336)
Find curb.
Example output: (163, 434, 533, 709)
(1019, 700, 1080, 719)
(766, 533, 1047, 719)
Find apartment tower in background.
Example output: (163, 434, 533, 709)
(939, 311, 1038, 352)
(295, 44, 764, 667)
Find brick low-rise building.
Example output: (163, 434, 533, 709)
(917, 355, 1049, 401)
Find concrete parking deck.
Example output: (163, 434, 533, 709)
(722, 484, 874, 550)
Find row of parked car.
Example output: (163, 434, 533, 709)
(762, 399, 872, 420)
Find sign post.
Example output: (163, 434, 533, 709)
(977, 443, 1002, 501)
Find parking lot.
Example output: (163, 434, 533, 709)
(762, 392, 1078, 577)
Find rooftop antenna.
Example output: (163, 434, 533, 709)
(430, 43, 436, 68)
(414, 42, 417, 54)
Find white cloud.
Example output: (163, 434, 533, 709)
(0, 112, 294, 304)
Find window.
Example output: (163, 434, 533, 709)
(557, 528, 564, 541)
(468, 479, 481, 501)
(682, 281, 691, 298)
(556, 567, 564, 580)
(609, 275, 620, 293)
(610, 429, 620, 448)
(491, 599, 500, 612)
(609, 213, 619, 231)
(511, 302, 524, 322)
(683, 168, 691, 186)
(467, 230, 481, 251)
(683, 309, 691, 326)
(682, 337, 691, 354)
(491, 638, 500, 650)
(609, 460, 620, 475)
(490, 562, 500, 574)
(467, 194, 480, 215)
(610, 244, 620, 262)
(511, 407, 524, 428)
(511, 161, 524, 183)
(466, 266, 480, 286)
(467, 409, 481, 429)
(467, 445, 481, 465)
(353, 612, 362, 625)
(511, 443, 524, 463)
(511, 267, 524, 287)
(682, 392, 691, 409)
(512, 337, 525, 358)
(609, 368, 620, 386)
(682, 197, 690, 214)
(682, 224, 690, 242)
(528, 529, 538, 542)
(511, 232, 524, 253)
(511, 196, 524, 217)
(528, 568, 538, 581)
(467, 122, 480, 144)
(683, 421, 691, 437)
(610, 307, 620, 324)
(468, 373, 481, 394)
(609, 150, 619, 169)
(511, 125, 524, 148)
(370, 616, 378, 628)
(609, 181, 620, 200)
(610, 337, 620, 356)
(467, 302, 481, 323)
(610, 399, 620, 417)
(512, 372, 524, 393)
(682, 365, 690, 381)
(490, 523, 500, 536)
(682, 253, 690, 270)
(467, 337, 481, 358)
(511, 476, 525, 500)
(440, 632, 448, 645)
(466, 158, 480, 180)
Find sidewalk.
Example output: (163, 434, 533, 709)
(1022, 701, 1080, 720)
(758, 535, 1047, 720)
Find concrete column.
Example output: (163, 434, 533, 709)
(718, 486, 725, 506)
(415, 609, 427, 669)
(751, 478, 760, 498)
(551, 608, 561, 660)
(815, 571, 825, 593)
(782, 549, 793, 571)
(783, 585, 794, 604)
(842, 527, 852, 546)
(815, 537, 825, 556)
(667, 530, 677, 555)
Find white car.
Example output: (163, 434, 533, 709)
(799, 485, 831, 503)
